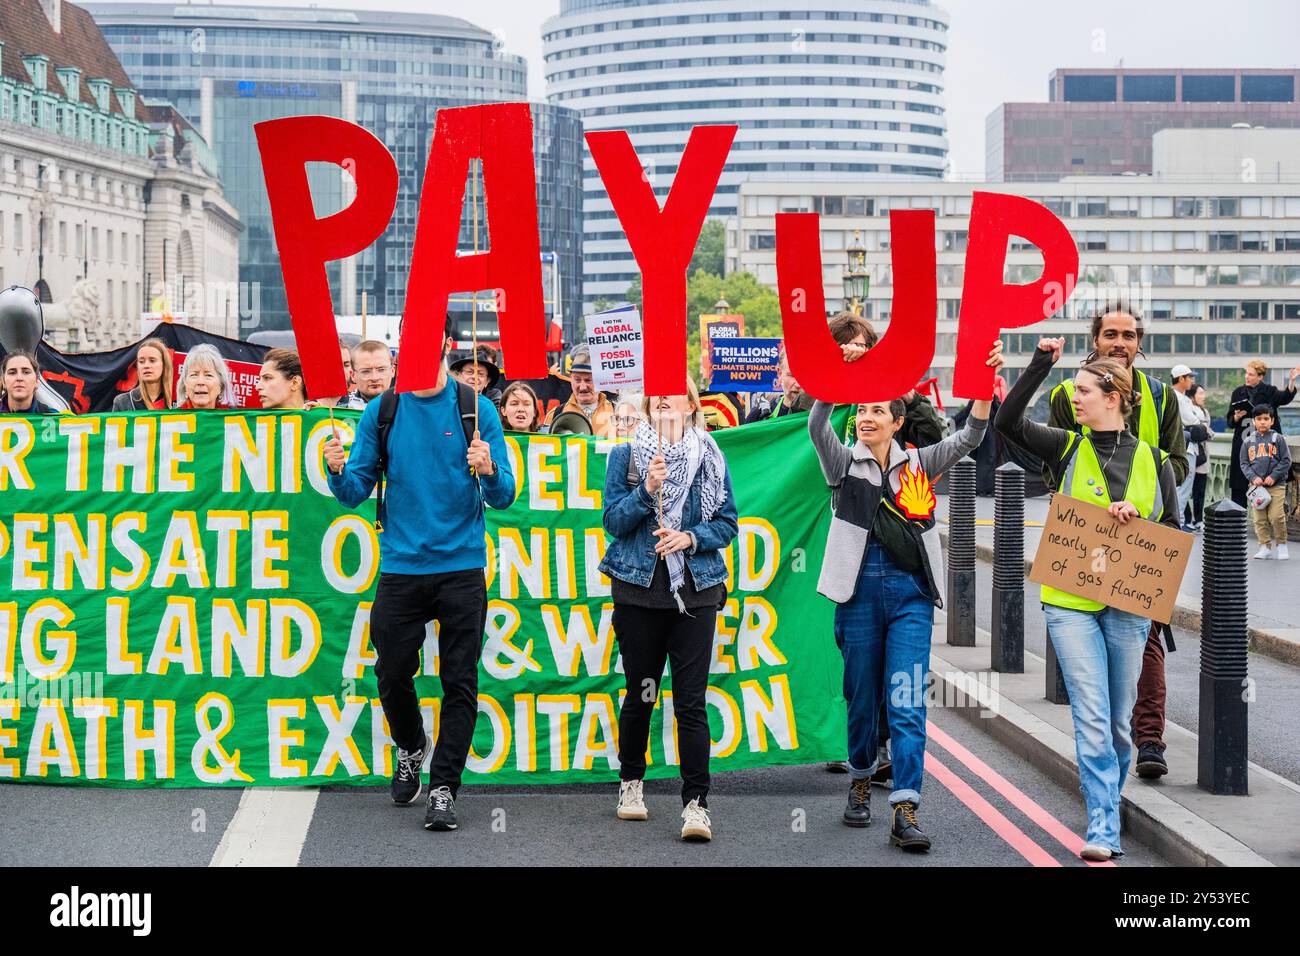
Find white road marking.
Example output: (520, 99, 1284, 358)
(209, 788, 320, 867)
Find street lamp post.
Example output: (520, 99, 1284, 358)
(842, 228, 869, 316)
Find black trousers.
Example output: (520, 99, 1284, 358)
(1190, 472, 1208, 524)
(370, 568, 486, 797)
(614, 602, 713, 807)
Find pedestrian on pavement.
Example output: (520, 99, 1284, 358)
(1229, 360, 1298, 508)
(1240, 404, 1292, 561)
(256, 348, 307, 410)
(1187, 384, 1214, 529)
(0, 350, 56, 414)
(601, 379, 738, 842)
(809, 337, 1005, 851)
(323, 313, 515, 832)
(1047, 303, 1186, 783)
(1170, 365, 1202, 531)
(998, 337, 1179, 861)
(112, 338, 173, 411)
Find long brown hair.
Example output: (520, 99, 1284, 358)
(1078, 358, 1140, 418)
(136, 338, 174, 407)
(1, 349, 41, 403)
(498, 380, 540, 432)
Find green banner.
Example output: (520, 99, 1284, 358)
(0, 408, 847, 788)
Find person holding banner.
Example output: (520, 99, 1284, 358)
(256, 349, 307, 410)
(176, 344, 236, 410)
(0, 350, 56, 414)
(112, 338, 173, 411)
(601, 379, 738, 842)
(809, 340, 1005, 850)
(744, 348, 812, 423)
(322, 315, 515, 832)
(997, 337, 1178, 861)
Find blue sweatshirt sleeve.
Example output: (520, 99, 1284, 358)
(603, 443, 656, 538)
(476, 394, 516, 510)
(326, 400, 380, 508)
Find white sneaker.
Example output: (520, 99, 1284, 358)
(1080, 842, 1113, 862)
(680, 797, 712, 841)
(1277, 544, 1290, 561)
(616, 780, 648, 820)
(1254, 545, 1273, 560)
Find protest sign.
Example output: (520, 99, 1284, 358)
(0, 408, 849, 787)
(699, 313, 745, 381)
(583, 306, 643, 392)
(1028, 495, 1194, 623)
(708, 337, 781, 392)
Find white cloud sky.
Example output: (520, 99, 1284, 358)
(91, 0, 1300, 179)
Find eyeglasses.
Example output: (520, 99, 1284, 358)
(614, 416, 639, 426)
(355, 367, 392, 377)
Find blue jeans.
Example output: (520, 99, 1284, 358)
(833, 542, 934, 806)
(1042, 603, 1149, 853)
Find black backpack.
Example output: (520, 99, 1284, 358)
(373, 378, 479, 531)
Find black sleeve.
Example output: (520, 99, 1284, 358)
(995, 349, 1072, 479)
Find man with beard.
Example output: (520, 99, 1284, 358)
(544, 343, 616, 437)
(1047, 303, 1187, 783)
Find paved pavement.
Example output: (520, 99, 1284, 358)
(0, 701, 1167, 868)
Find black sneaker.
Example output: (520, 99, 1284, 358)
(890, 801, 931, 852)
(842, 778, 872, 828)
(391, 733, 430, 805)
(424, 785, 458, 831)
(825, 760, 849, 773)
(1135, 742, 1168, 779)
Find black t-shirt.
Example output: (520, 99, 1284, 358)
(611, 559, 726, 610)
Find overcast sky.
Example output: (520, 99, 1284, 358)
(93, 0, 1300, 178)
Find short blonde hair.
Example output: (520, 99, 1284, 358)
(1246, 360, 1268, 376)
(641, 378, 705, 430)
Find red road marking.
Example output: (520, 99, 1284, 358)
(927, 721, 1116, 868)
(924, 750, 1060, 867)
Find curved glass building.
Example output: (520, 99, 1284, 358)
(88, 3, 583, 339)
(543, 0, 951, 308)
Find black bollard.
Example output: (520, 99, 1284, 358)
(946, 457, 977, 647)
(1198, 499, 1249, 795)
(991, 462, 1025, 673)
(1045, 629, 1069, 704)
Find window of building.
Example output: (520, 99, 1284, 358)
(1242, 232, 1266, 251)
(1175, 300, 1203, 319)
(1123, 74, 1175, 102)
(1241, 197, 1264, 217)
(58, 221, 67, 255)
(1209, 232, 1239, 251)
(1276, 303, 1300, 320)
(1152, 196, 1174, 217)
(1150, 300, 1173, 321)
(13, 213, 23, 249)
(1079, 197, 1107, 217)
(1174, 198, 1201, 217)
(1108, 196, 1138, 217)
(1241, 75, 1294, 102)
(1240, 266, 1263, 286)
(1276, 233, 1300, 252)
(1063, 74, 1117, 102)
(1241, 301, 1268, 320)
(1175, 232, 1197, 251)
(845, 196, 869, 216)
(1182, 74, 1235, 102)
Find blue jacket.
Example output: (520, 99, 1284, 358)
(599, 440, 739, 590)
(327, 380, 515, 575)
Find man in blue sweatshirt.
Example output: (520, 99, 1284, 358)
(323, 317, 515, 831)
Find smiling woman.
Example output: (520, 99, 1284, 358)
(177, 344, 236, 410)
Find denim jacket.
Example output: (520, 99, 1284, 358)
(599, 441, 739, 589)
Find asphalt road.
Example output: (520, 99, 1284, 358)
(0, 703, 1166, 868)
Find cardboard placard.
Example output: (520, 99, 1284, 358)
(708, 337, 781, 392)
(584, 304, 643, 392)
(1028, 495, 1194, 623)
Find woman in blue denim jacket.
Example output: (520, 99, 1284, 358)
(600, 380, 738, 843)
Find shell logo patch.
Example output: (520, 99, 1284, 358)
(895, 463, 936, 520)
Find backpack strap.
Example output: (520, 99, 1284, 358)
(374, 388, 400, 532)
(454, 377, 477, 448)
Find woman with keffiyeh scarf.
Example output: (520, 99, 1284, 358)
(599, 383, 738, 843)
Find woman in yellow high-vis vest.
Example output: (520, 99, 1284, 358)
(996, 337, 1179, 862)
